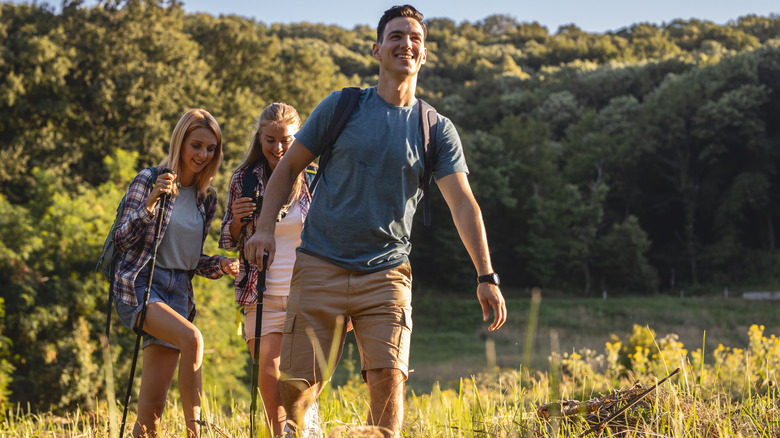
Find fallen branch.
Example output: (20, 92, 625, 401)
(577, 367, 680, 437)
(535, 368, 681, 437)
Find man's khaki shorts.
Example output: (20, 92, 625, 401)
(280, 252, 413, 384)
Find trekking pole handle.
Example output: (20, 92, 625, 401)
(257, 254, 268, 294)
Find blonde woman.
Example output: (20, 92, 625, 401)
(114, 108, 239, 438)
(220, 102, 320, 437)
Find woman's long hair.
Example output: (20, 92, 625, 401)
(235, 102, 304, 213)
(161, 108, 223, 198)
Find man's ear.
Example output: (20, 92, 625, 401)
(372, 42, 381, 60)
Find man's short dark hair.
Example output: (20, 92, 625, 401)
(376, 4, 427, 42)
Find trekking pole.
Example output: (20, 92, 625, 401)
(249, 254, 268, 438)
(119, 170, 172, 438)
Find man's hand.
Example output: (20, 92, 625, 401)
(477, 283, 506, 331)
(244, 229, 276, 271)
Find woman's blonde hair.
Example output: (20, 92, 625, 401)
(236, 102, 304, 213)
(162, 108, 223, 198)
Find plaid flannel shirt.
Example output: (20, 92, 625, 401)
(112, 167, 226, 306)
(219, 164, 311, 306)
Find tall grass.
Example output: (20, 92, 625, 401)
(3, 323, 779, 437)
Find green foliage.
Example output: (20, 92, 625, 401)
(0, 297, 14, 420)
(595, 216, 659, 294)
(0, 167, 105, 411)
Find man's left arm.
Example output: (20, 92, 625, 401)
(437, 172, 507, 331)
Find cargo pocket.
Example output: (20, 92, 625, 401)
(402, 307, 413, 331)
(398, 307, 413, 369)
(283, 313, 296, 333)
(280, 314, 297, 370)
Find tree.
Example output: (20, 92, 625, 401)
(1, 166, 105, 411)
(637, 51, 768, 285)
(0, 2, 75, 203)
(594, 216, 659, 294)
(617, 23, 682, 60)
(270, 38, 351, 115)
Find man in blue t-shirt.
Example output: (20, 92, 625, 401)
(245, 5, 507, 436)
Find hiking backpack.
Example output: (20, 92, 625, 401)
(309, 87, 439, 225)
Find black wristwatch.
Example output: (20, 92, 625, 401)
(478, 273, 500, 285)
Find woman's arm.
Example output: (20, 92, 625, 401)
(220, 171, 244, 251)
(198, 189, 239, 278)
(114, 169, 158, 252)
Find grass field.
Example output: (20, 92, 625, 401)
(397, 292, 780, 392)
(4, 293, 780, 437)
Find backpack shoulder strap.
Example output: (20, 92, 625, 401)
(304, 163, 318, 189)
(419, 98, 438, 226)
(148, 167, 161, 193)
(309, 87, 362, 192)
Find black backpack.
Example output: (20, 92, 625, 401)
(309, 87, 439, 226)
(96, 166, 161, 336)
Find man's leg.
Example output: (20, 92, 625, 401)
(349, 262, 412, 438)
(365, 368, 405, 438)
(279, 253, 350, 432)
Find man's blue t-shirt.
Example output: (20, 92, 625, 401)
(295, 87, 468, 272)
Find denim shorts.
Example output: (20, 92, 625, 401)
(115, 264, 196, 350)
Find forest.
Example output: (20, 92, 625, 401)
(1, 0, 779, 416)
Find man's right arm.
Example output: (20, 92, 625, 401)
(243, 140, 315, 269)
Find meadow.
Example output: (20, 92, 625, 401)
(3, 293, 780, 437)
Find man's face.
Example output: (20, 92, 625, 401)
(372, 17, 427, 78)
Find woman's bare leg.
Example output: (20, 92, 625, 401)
(248, 332, 284, 436)
(133, 344, 178, 437)
(139, 302, 204, 438)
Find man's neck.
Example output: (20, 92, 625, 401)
(376, 73, 418, 107)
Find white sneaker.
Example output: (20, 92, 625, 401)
(301, 400, 323, 438)
(283, 401, 323, 438)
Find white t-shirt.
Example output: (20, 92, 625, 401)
(264, 201, 303, 296)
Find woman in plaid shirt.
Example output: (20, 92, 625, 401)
(114, 108, 239, 438)
(220, 102, 318, 437)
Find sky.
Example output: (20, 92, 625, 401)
(173, 0, 778, 33)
